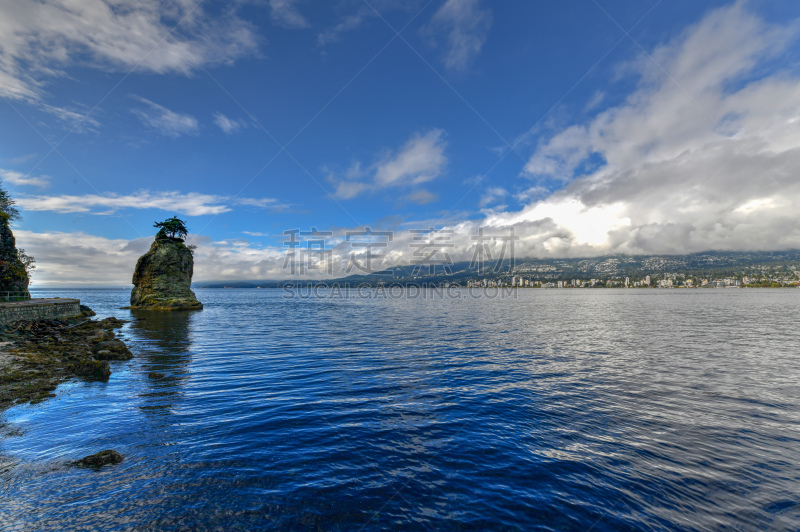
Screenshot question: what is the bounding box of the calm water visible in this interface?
[1,288,799,530]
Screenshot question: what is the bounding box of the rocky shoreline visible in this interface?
[0,308,133,412]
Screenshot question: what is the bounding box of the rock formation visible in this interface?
[129,236,203,310]
[76,449,124,468]
[0,212,30,299]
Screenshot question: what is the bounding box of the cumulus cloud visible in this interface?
[331,129,447,200]
[422,0,492,71]
[507,1,800,256]
[132,97,199,137]
[269,0,309,29]
[0,169,49,188]
[213,112,247,134]
[0,0,258,102]
[16,190,286,216]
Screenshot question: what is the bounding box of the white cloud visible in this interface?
[16,230,295,286]
[510,1,800,255]
[0,169,49,188]
[269,0,309,29]
[0,0,258,102]
[422,0,492,71]
[316,1,421,48]
[375,130,447,186]
[585,90,606,111]
[132,97,199,138]
[333,181,370,201]
[479,187,507,208]
[402,190,439,205]
[330,129,448,199]
[213,112,246,134]
[9,154,37,165]
[16,190,286,216]
[317,10,368,47]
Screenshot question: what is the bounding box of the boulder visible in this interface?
[129,237,202,311]
[71,359,111,380]
[91,340,133,360]
[0,212,29,298]
[76,450,124,468]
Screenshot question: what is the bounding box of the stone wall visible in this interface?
[0,299,82,326]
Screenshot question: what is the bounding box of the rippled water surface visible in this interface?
[2,288,800,530]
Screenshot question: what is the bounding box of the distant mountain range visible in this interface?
[196,250,800,288]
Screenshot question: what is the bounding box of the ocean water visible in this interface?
[1,287,799,531]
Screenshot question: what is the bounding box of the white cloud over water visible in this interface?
[16,230,291,287]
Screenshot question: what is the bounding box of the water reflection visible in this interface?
[129,310,194,417]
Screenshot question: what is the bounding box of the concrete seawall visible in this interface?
[0,299,82,326]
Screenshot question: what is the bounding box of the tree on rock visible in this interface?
[0,183,21,222]
[130,215,202,310]
[154,217,188,241]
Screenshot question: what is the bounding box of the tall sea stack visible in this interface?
[0,212,30,298]
[130,234,202,310]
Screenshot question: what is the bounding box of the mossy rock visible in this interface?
[71,359,111,381]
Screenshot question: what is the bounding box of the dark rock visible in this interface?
[148,372,166,380]
[71,359,111,380]
[80,305,96,317]
[99,317,125,328]
[76,450,124,468]
[129,238,202,311]
[0,212,30,297]
[87,329,115,343]
[91,340,133,360]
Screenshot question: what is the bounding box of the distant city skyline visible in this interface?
[1,1,800,285]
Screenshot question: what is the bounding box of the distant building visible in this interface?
[645,275,651,286]
[625,277,630,287]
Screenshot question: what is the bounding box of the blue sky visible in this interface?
[1,0,800,285]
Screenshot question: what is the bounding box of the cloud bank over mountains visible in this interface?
[507,1,800,256]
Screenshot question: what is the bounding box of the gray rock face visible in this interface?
[130,237,202,311]
[0,213,29,298]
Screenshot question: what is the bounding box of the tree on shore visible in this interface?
[154,216,189,241]
[18,249,35,275]
[0,180,21,222]
[0,180,32,294]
